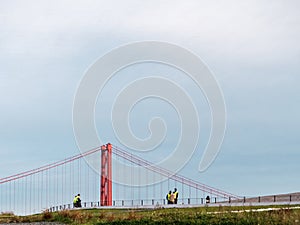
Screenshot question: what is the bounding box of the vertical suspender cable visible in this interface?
[33,173,35,212]
[40,170,43,211]
[61,163,64,206]
[46,169,48,210]
[77,159,80,196]
[65,161,67,206]
[160,168,163,204]
[138,160,140,204]
[181,177,184,204]
[78,159,81,193]
[30,174,32,214]
[189,180,191,202]
[9,181,11,212]
[87,160,89,203]
[13,180,15,213]
[196,184,198,204]
[153,170,155,203]
[122,154,125,205]
[34,172,36,212]
[4,182,6,212]
[131,153,133,205]
[115,153,118,205]
[56,166,59,207]
[72,158,74,198]
[145,165,148,204]
[34,173,36,213]
[24,176,27,215]
[69,161,72,205]
[92,163,95,206]
[37,172,39,212]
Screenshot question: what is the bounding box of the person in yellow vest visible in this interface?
[166,191,173,204]
[170,192,175,204]
[73,194,82,208]
[173,188,178,204]
[73,195,77,207]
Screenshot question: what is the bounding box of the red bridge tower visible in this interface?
[100,143,112,206]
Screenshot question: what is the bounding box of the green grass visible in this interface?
[1,205,300,224]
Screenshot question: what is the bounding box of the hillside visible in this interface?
[1,204,300,225]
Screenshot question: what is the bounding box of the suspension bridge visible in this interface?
[0,143,239,215]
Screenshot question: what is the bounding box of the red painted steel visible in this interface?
[0,143,239,206]
[100,143,112,206]
[0,147,101,184]
[107,143,112,206]
[113,145,240,199]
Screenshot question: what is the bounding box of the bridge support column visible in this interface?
[100,143,112,206]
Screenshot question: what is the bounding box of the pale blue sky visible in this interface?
[0,0,299,197]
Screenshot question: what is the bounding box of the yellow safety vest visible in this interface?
[167,194,171,200]
[174,191,178,199]
[73,196,79,203]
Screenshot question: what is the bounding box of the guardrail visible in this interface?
[49,197,225,212]
[49,194,300,212]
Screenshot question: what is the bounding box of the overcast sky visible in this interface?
[0,0,300,197]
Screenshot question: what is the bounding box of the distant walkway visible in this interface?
[207,205,300,214]
[61,200,300,212]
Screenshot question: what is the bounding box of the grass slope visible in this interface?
[1,205,300,225]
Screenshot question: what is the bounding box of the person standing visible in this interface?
[173,188,178,204]
[76,194,82,207]
[73,195,78,207]
[206,195,210,204]
[170,192,175,204]
[73,194,82,208]
[166,191,173,204]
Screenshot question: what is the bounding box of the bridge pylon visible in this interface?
[100,143,112,206]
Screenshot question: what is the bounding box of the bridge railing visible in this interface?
[49,196,230,212]
[48,194,300,212]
